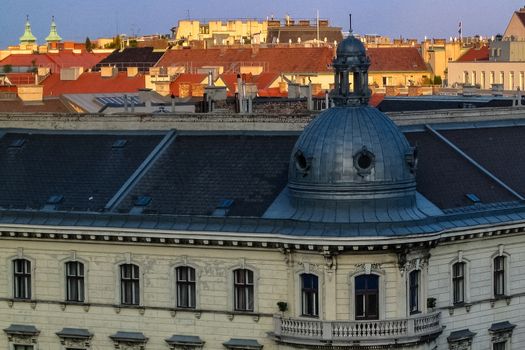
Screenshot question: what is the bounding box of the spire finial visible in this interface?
[349,14,353,35]
[26,15,29,22]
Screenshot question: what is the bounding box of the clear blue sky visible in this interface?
[1,0,523,46]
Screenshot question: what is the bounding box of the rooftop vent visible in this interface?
[212,199,234,217]
[42,194,64,211]
[129,195,152,215]
[112,139,128,148]
[465,193,481,204]
[9,139,26,148]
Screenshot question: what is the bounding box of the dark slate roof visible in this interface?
[110,331,148,343]
[165,335,204,346]
[95,47,164,72]
[405,130,516,209]
[489,321,516,333]
[56,328,92,339]
[440,126,525,199]
[223,338,263,349]
[447,329,476,342]
[118,134,297,217]
[3,324,39,335]
[377,96,513,112]
[0,132,163,212]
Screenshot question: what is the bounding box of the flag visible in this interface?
[458,21,462,36]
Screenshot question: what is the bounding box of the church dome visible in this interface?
[288,106,417,201]
[336,35,366,58]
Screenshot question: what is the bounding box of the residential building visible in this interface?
[504,7,525,39]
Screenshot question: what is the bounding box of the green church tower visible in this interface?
[19,15,37,46]
[45,16,62,43]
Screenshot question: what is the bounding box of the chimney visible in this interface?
[138,88,153,108]
[127,67,139,77]
[60,67,83,81]
[101,66,118,78]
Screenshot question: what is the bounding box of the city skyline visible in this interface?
[1,0,524,46]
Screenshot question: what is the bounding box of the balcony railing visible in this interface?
[270,312,442,347]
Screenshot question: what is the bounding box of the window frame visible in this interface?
[13,259,32,300]
[120,263,140,306]
[354,274,380,320]
[300,273,319,318]
[408,269,421,314]
[233,268,254,312]
[65,261,85,303]
[175,265,196,309]
[452,261,466,305]
[493,255,506,297]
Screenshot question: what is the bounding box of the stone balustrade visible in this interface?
[271,312,442,347]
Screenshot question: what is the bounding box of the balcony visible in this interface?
[270,312,442,347]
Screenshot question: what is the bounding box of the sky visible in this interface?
[1,0,524,47]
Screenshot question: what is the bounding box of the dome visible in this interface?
[288,106,417,202]
[336,35,366,58]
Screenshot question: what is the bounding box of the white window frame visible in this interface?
[114,259,144,307]
[59,254,89,304]
[491,247,511,299]
[348,267,386,320]
[227,263,259,313]
[174,264,198,309]
[7,253,36,301]
[449,255,470,306]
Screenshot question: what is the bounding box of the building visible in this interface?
[420,39,468,82]
[504,7,525,39]
[1,32,525,350]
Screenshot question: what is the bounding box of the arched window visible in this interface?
[452,262,465,304]
[233,269,254,311]
[13,259,31,300]
[301,273,319,317]
[176,266,196,308]
[355,274,379,320]
[494,256,506,297]
[65,261,85,302]
[120,264,140,305]
[409,270,420,314]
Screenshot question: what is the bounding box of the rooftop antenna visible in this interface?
[349,14,353,36]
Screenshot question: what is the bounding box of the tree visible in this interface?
[85,37,93,52]
[433,76,442,85]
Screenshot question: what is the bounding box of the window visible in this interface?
[13,259,31,300]
[176,266,196,308]
[14,346,33,350]
[120,264,140,305]
[355,275,379,320]
[452,262,465,304]
[493,341,506,350]
[233,269,254,311]
[66,261,85,302]
[409,270,420,314]
[301,274,319,317]
[494,256,506,297]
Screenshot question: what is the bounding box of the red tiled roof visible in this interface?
[517,12,525,27]
[257,87,287,97]
[169,73,207,96]
[367,47,429,72]
[47,51,110,70]
[0,54,55,69]
[369,93,385,107]
[157,47,334,73]
[456,46,489,62]
[219,72,280,95]
[0,52,109,73]
[42,71,145,97]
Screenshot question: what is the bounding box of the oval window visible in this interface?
[353,147,375,176]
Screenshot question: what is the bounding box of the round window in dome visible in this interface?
[353,147,375,176]
[294,150,311,176]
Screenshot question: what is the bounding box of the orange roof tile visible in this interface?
[218,72,280,95]
[369,93,385,107]
[0,52,109,73]
[42,71,145,97]
[367,47,429,72]
[456,46,489,62]
[157,47,334,73]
